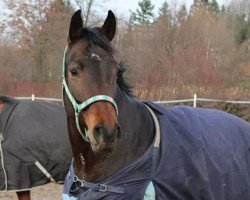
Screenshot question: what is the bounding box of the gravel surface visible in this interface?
[0,183,63,200]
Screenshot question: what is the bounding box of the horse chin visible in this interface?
[90,140,117,154]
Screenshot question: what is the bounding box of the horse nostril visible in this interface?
[93,123,121,142]
[93,123,104,134]
[115,123,122,139]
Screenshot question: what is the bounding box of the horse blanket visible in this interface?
[0,96,72,191]
[63,102,250,200]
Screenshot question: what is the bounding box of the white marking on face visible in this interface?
[91,53,101,61]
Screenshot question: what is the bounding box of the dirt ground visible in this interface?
[0,183,63,200]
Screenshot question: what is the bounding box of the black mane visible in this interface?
[79,27,133,97]
[117,61,133,97]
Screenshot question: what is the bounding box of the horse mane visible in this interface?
[78,27,133,97]
[117,61,134,97]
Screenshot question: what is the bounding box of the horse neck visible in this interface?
[70,88,155,181]
[115,88,155,157]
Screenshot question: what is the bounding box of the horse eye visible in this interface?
[69,68,79,77]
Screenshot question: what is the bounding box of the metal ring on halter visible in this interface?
[73,175,79,182]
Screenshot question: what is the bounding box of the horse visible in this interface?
[62,10,250,200]
[0,96,72,200]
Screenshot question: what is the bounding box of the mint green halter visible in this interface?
[62,46,118,141]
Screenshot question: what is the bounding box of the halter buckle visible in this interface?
[98,184,108,192]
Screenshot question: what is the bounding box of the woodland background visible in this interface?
[0,0,249,120]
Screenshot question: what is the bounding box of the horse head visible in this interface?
[63,10,122,154]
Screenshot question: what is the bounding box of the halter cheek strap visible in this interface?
[62,46,118,142]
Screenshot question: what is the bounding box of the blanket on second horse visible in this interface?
[0,96,72,191]
[63,102,250,200]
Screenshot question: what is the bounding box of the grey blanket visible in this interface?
[0,96,72,191]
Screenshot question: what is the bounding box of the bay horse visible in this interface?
[62,10,250,199]
[0,96,72,200]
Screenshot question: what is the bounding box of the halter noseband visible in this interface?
[62,46,118,141]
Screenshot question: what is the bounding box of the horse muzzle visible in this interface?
[89,122,121,153]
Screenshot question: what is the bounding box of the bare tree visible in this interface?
[74,0,94,25]
[72,0,111,26]
[29,0,72,83]
[2,0,52,48]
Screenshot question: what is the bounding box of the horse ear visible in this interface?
[68,10,83,43]
[101,10,116,41]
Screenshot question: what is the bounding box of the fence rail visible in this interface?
[15,94,62,102]
[15,94,250,107]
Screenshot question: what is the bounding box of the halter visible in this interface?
[62,46,118,141]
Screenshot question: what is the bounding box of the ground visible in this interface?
[0,183,63,200]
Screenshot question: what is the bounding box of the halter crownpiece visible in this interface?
[62,46,118,141]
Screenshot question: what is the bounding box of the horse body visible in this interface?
[62,10,250,200]
[0,96,72,200]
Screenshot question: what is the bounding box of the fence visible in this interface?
[15,94,62,102]
[155,94,250,107]
[15,94,250,107]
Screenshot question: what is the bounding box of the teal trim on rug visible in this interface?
[63,193,78,200]
[144,181,156,200]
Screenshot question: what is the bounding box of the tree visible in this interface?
[221,4,226,13]
[209,0,219,13]
[130,0,155,25]
[191,0,210,14]
[73,0,94,25]
[158,1,169,18]
[177,4,188,23]
[72,0,111,26]
[2,0,51,48]
[1,0,73,83]
[234,15,250,44]
[30,0,73,83]
[227,0,250,45]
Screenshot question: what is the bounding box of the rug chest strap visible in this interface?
[73,175,124,194]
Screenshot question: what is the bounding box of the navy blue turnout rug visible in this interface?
[0,96,72,191]
[64,102,250,200]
